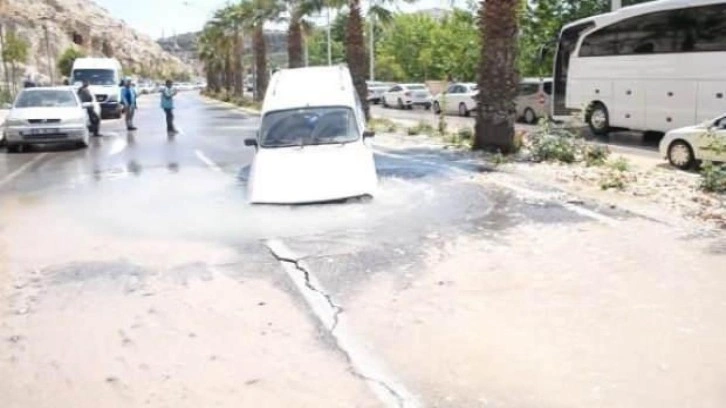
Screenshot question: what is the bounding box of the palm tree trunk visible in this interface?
[345,0,369,120]
[473,0,519,153]
[254,26,267,102]
[233,27,244,96]
[224,48,234,93]
[287,13,304,69]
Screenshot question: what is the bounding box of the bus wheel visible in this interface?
[587,102,610,136]
[667,140,695,170]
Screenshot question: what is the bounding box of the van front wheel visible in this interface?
[586,102,610,136]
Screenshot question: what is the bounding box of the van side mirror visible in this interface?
[363,130,375,138]
[244,138,258,147]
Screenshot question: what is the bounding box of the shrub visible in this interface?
[527,119,581,163]
[584,145,610,166]
[608,156,631,172]
[600,170,628,190]
[457,127,474,140]
[700,162,726,193]
[369,118,398,133]
[407,121,434,136]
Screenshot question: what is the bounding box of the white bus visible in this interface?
[552,0,726,135]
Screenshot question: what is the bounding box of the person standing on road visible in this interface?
[161,79,178,134]
[121,79,138,131]
[77,80,101,137]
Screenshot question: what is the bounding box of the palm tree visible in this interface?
[216,4,246,96]
[198,22,226,93]
[345,0,369,119]
[238,0,284,101]
[473,0,519,153]
[287,0,324,68]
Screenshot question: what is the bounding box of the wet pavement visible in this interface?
[1,92,725,407]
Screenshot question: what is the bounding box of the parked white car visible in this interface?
[659,114,726,169]
[366,81,394,104]
[516,77,553,124]
[3,87,92,153]
[433,82,477,117]
[382,84,432,110]
[244,65,378,204]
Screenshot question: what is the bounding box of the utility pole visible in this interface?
[611,0,622,11]
[42,24,54,85]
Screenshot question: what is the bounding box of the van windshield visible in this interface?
[72,69,117,86]
[260,107,359,148]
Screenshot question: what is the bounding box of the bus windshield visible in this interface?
[72,69,117,86]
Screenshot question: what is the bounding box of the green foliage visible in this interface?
[2,31,28,66]
[700,162,726,193]
[407,121,434,136]
[699,129,726,193]
[369,118,398,133]
[527,120,581,163]
[608,156,631,172]
[57,47,86,77]
[376,10,479,81]
[583,144,610,166]
[599,157,632,190]
[457,127,474,141]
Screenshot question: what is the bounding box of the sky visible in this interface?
[94,0,466,40]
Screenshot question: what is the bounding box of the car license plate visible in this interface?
[24,128,60,136]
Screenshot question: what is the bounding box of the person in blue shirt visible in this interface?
[161,79,178,134]
[121,79,138,131]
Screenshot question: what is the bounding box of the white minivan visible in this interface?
[245,65,378,204]
[71,58,123,119]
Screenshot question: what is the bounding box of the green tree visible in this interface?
[473,0,519,153]
[57,47,86,79]
[286,0,324,68]
[238,0,285,101]
[2,31,28,94]
[346,0,369,118]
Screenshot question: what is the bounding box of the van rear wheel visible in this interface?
[586,102,610,136]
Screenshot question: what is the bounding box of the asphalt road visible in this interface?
[370,104,662,159]
[1,92,725,407]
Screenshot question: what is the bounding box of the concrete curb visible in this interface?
[200,95,261,116]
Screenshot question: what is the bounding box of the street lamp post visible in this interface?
[40,19,55,85]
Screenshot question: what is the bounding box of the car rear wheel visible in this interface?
[433,101,441,114]
[667,140,695,170]
[524,108,537,124]
[586,102,610,136]
[459,103,469,117]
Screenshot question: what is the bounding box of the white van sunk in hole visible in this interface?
[245,65,378,204]
[71,58,123,119]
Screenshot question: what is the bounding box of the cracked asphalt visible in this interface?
[1,91,725,408]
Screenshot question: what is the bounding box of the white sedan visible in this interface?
[659,114,726,169]
[432,82,477,117]
[381,84,432,110]
[3,87,93,153]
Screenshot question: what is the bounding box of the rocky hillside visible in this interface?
[0,0,189,83]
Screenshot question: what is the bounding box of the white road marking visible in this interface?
[266,239,421,408]
[194,149,222,172]
[0,153,49,189]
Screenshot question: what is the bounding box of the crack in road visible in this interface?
[266,243,413,408]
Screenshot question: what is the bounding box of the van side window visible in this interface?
[518,83,538,96]
[542,81,553,95]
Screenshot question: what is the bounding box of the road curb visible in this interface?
[200,95,261,116]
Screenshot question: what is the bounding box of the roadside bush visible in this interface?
[369,118,398,133]
[407,121,434,136]
[608,156,631,172]
[527,119,581,163]
[584,145,610,166]
[700,162,726,193]
[457,127,474,140]
[599,157,632,191]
